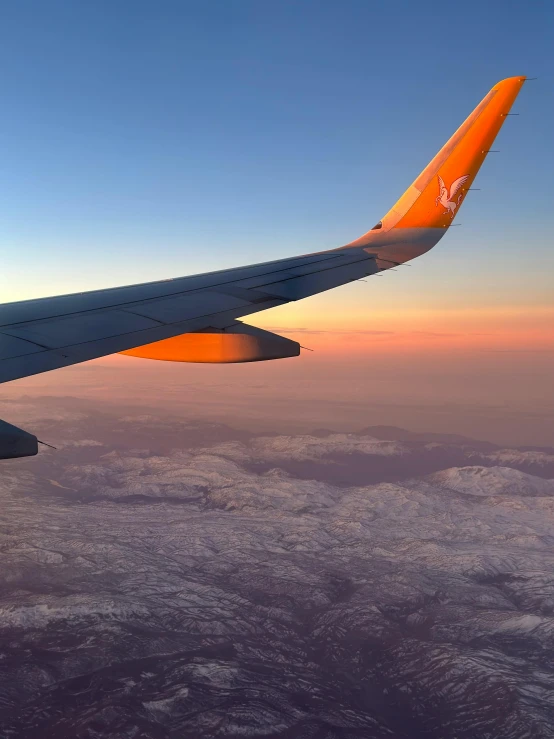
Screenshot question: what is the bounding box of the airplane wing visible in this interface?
[0,246,377,384]
[0,76,527,455]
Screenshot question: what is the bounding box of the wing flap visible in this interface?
[250,259,374,300]
[234,250,371,289]
[122,291,249,324]
[2,310,161,349]
[0,333,46,358]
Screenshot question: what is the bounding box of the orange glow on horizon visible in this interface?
[249,305,554,356]
[87,304,554,369]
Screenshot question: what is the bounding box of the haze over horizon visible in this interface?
[2,343,552,448]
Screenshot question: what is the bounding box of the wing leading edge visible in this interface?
[0,76,526,387]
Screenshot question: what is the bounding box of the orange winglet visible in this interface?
[349,76,526,246]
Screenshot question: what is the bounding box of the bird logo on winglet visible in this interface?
[435,174,470,217]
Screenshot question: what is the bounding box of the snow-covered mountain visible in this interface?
[1,402,554,738]
[425,465,554,497]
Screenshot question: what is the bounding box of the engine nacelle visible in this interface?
[120,323,300,364]
[0,419,38,459]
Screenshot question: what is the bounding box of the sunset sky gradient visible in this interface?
[0,0,552,445]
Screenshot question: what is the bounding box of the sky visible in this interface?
[0,0,553,445]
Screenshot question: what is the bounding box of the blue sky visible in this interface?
[0,0,552,309]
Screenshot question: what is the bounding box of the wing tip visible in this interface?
[493,76,527,90]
